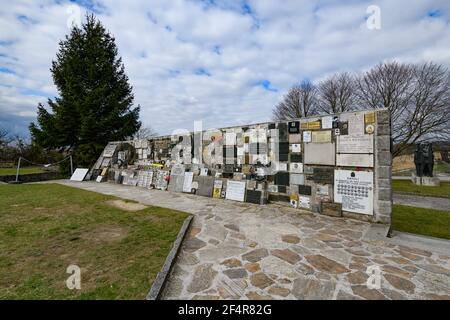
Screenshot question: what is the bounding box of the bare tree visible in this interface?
[133,126,158,140]
[357,61,450,156]
[0,128,12,147]
[273,80,319,120]
[317,72,357,114]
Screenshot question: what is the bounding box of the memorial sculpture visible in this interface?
[90,109,392,224]
[412,142,440,186]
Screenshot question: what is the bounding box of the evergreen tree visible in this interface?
[30,14,141,167]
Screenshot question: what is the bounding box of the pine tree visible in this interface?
[30,14,141,167]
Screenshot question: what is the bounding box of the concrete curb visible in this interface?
[146,214,193,300]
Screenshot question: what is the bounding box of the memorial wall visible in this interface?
[91,109,392,224]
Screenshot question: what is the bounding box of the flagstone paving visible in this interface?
[52,181,450,300]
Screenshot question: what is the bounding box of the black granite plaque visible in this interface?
[298,185,312,195]
[278,123,288,142]
[310,167,334,184]
[288,121,300,133]
[246,190,261,204]
[290,154,302,162]
[274,172,289,186]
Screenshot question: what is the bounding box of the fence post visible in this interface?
[15,157,21,183]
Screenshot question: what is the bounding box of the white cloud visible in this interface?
[0,0,450,137]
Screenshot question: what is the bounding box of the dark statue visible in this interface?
[414,143,434,177]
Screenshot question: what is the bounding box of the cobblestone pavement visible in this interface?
[54,181,450,300]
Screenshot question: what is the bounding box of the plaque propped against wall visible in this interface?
[334,170,373,215]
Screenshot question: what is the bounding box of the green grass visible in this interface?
[393,204,450,240]
[0,184,189,299]
[0,167,46,176]
[393,180,450,199]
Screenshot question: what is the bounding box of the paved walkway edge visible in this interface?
[146,215,193,300]
[389,230,450,256]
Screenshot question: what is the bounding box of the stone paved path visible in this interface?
[54,181,450,300]
[394,194,450,211]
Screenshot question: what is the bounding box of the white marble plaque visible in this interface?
[322,116,333,129]
[103,144,117,157]
[290,162,303,173]
[347,113,365,135]
[304,142,335,165]
[182,172,194,193]
[336,154,374,167]
[291,144,301,153]
[303,131,312,143]
[225,180,246,202]
[299,196,311,209]
[337,134,373,154]
[334,170,373,215]
[70,168,89,181]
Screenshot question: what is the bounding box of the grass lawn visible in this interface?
[393,180,450,199]
[393,161,450,176]
[0,183,189,299]
[393,204,450,240]
[0,167,46,176]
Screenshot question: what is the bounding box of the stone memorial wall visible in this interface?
[91,109,392,224]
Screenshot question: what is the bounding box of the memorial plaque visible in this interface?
[312,130,332,143]
[290,153,302,162]
[213,179,223,198]
[308,121,321,130]
[299,196,311,209]
[70,168,89,181]
[274,172,289,186]
[290,162,303,173]
[183,172,194,192]
[322,116,333,129]
[154,170,169,190]
[364,112,375,124]
[291,144,301,153]
[334,170,373,215]
[246,189,261,204]
[103,144,118,157]
[347,113,365,135]
[289,134,301,143]
[226,180,246,202]
[278,123,288,142]
[168,165,185,192]
[290,173,305,185]
[337,134,373,154]
[336,154,374,167]
[195,176,215,197]
[298,185,312,195]
[309,167,334,184]
[288,121,300,133]
[304,142,335,165]
[303,131,312,143]
[268,185,278,193]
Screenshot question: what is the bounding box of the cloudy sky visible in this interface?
[1,0,449,138]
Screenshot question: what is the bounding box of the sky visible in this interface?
[1,0,450,138]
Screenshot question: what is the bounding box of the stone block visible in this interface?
[320,202,343,217]
[377,188,391,201]
[376,110,390,124]
[376,124,390,136]
[376,166,391,180]
[377,179,391,189]
[376,151,392,166]
[375,136,391,151]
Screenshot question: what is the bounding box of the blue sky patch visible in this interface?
[256,80,277,92]
[194,68,211,76]
[0,67,15,74]
[427,9,442,18]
